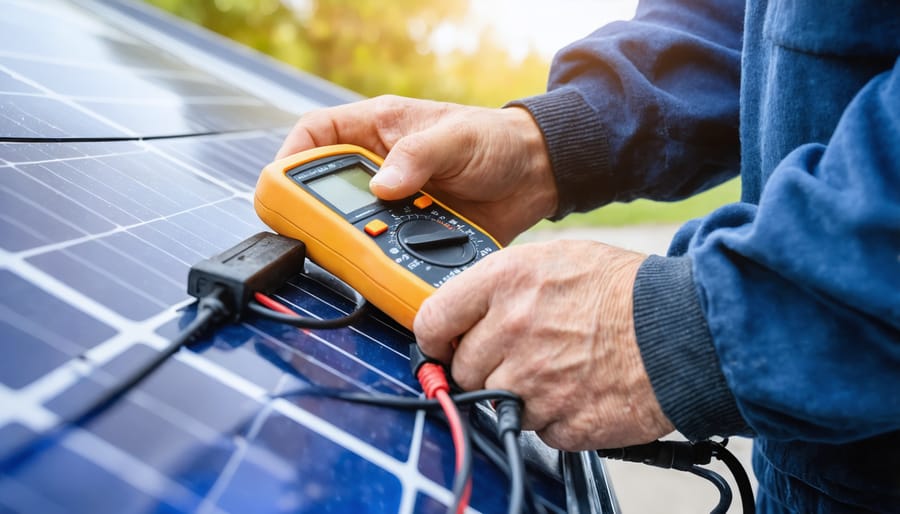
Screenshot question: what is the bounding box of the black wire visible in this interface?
[0,288,230,471]
[503,430,525,514]
[249,263,369,329]
[247,298,367,329]
[687,466,733,514]
[712,442,756,514]
[467,410,548,514]
[274,388,521,410]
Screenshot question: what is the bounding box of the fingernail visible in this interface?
[371,165,403,190]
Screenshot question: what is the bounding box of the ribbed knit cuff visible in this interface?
[506,87,612,220]
[633,255,751,440]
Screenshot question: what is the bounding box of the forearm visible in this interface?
[635,60,900,442]
[511,0,745,218]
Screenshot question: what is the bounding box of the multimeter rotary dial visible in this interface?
[397,219,476,267]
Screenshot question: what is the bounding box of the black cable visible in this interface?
[248,262,369,329]
[0,287,230,471]
[598,438,756,514]
[274,388,521,410]
[688,466,732,514]
[468,409,548,514]
[496,399,525,514]
[247,297,367,328]
[502,429,525,514]
[711,441,756,514]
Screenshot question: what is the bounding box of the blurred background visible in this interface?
[143,0,740,233]
[140,2,754,511]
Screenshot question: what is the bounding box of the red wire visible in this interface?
[256,293,471,511]
[419,363,472,514]
[254,292,297,315]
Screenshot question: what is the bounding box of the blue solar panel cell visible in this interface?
[0,0,612,511]
[0,96,127,139]
[3,164,117,234]
[0,321,71,390]
[155,134,284,190]
[0,444,183,514]
[214,411,403,514]
[0,69,39,94]
[28,242,182,321]
[0,271,116,388]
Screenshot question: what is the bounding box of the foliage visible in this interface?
[146,0,739,226]
[145,0,549,106]
[541,178,741,228]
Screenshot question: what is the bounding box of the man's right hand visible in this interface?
[277,95,558,244]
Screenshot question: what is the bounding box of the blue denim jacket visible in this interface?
[515,0,900,511]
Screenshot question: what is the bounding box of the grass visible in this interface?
[535,177,741,228]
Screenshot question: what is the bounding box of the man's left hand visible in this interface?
[414,240,674,450]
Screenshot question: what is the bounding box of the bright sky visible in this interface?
[433,0,638,60]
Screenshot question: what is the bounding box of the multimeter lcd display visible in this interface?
[306,166,378,214]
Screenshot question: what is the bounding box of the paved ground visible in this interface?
[515,225,757,513]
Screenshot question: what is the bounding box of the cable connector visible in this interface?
[187,232,306,320]
[597,439,715,471]
[495,399,522,438]
[409,344,443,378]
[417,363,450,399]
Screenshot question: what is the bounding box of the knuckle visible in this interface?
[450,358,481,391]
[537,424,580,452]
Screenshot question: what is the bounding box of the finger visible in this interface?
[448,316,506,391]
[276,98,394,159]
[370,117,476,200]
[413,257,497,362]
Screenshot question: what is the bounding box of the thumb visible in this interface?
[370,122,473,200]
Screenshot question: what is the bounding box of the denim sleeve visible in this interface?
[670,59,900,442]
[510,0,744,218]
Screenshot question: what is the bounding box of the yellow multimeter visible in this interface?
[254,144,502,330]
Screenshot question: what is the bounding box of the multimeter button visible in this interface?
[364,219,389,237]
[413,195,433,209]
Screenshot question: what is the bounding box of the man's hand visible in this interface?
[414,240,674,450]
[278,95,557,244]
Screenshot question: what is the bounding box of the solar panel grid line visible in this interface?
[241,324,382,394]
[81,0,338,115]
[55,429,222,513]
[146,141,261,195]
[271,286,413,365]
[171,345,475,513]
[173,352,427,510]
[0,314,185,425]
[10,194,243,262]
[193,399,274,514]
[0,385,56,429]
[0,60,262,106]
[263,398,434,510]
[0,63,136,139]
[0,49,216,82]
[394,409,429,514]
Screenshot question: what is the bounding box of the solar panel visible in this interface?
[0,1,615,512]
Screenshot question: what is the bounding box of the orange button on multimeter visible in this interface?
[413,195,433,210]
[254,144,502,330]
[364,219,388,237]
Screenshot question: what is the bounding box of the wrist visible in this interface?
[502,106,559,221]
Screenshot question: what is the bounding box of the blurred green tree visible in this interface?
[145,0,550,106]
